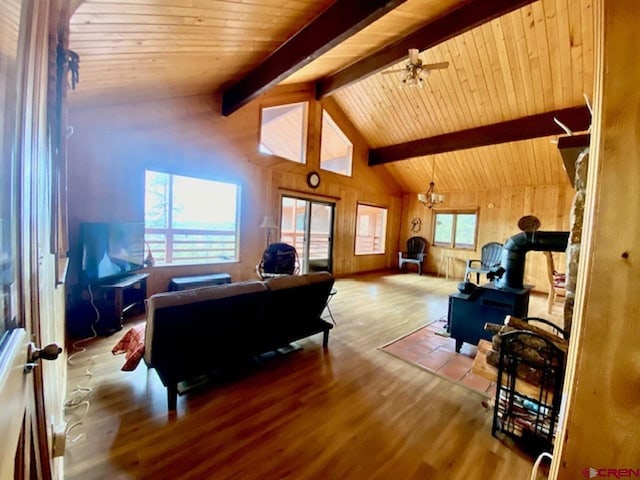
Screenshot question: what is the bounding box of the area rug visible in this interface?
[380,318,495,397]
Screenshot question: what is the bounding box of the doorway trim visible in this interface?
[279,194,336,274]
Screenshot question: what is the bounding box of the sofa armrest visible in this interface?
[260,272,335,349]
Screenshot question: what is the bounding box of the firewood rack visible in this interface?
[491,322,567,454]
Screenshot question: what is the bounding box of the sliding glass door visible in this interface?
[280,196,334,274]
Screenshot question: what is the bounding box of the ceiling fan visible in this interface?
[382,48,449,87]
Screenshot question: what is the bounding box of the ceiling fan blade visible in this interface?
[422,61,449,70]
[408,48,420,64]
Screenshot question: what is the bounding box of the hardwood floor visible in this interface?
[64,272,559,480]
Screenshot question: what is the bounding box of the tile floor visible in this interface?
[381,319,496,396]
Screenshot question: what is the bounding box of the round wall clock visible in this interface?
[307,171,321,189]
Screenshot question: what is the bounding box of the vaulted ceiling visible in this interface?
[68,0,594,193]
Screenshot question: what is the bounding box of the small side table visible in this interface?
[438,255,456,280]
[95,273,149,334]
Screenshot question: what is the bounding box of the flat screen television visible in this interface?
[79,222,145,284]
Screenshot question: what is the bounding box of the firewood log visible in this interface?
[486,318,568,354]
[491,330,554,354]
[505,316,569,353]
[485,323,551,354]
[485,345,558,387]
[486,348,500,368]
[484,318,566,387]
[484,322,509,334]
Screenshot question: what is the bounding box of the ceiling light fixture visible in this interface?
[402,60,425,87]
[417,160,445,208]
[382,49,449,88]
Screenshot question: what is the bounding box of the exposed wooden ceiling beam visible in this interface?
[317,0,538,98]
[221,0,408,117]
[368,106,592,166]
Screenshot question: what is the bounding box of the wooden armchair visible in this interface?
[544,251,566,314]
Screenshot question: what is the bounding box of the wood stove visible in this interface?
[448,283,532,352]
[447,230,569,351]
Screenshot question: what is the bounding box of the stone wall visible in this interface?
[564,147,589,335]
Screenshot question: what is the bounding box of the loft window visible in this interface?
[433,210,478,249]
[259,102,308,164]
[320,110,352,176]
[355,204,387,255]
[144,170,240,264]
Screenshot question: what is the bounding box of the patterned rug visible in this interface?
[380,319,495,397]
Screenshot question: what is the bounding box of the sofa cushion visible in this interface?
[144,281,269,375]
[261,272,334,349]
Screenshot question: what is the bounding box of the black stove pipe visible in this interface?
[496,231,569,290]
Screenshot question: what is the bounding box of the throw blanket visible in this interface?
[111,324,146,371]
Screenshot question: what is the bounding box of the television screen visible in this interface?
[80,222,145,284]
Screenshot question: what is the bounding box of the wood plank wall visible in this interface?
[398,183,574,292]
[551,0,640,476]
[66,84,403,296]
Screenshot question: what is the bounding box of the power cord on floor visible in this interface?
[65,401,90,444]
[64,283,100,446]
[530,452,553,480]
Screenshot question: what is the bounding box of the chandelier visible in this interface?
[417,160,445,208]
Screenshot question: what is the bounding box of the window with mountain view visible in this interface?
[144,170,240,264]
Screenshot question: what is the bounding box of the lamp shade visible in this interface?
[259,216,278,229]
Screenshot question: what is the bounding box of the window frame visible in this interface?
[319,109,353,177]
[432,208,479,250]
[144,170,241,265]
[354,203,388,256]
[258,101,309,164]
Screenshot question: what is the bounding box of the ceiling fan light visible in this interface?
[388,50,449,88]
[403,72,422,87]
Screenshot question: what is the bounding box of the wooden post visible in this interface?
[550,0,640,477]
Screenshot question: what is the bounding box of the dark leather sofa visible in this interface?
[143,272,334,410]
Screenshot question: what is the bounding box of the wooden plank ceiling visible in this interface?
[68,0,594,192]
[69,0,336,103]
